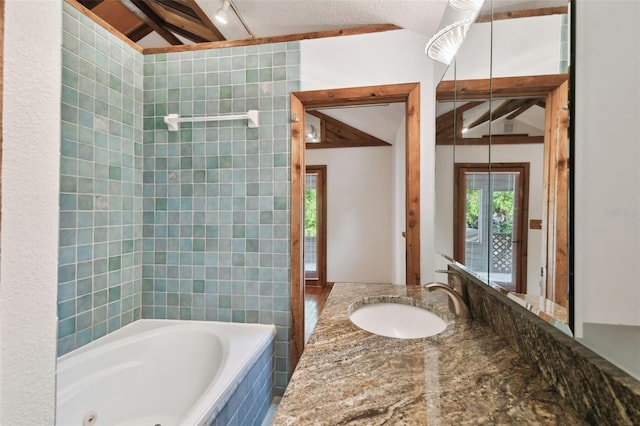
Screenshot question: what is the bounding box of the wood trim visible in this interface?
[476,6,568,23]
[543,80,570,307]
[143,24,401,54]
[65,0,144,52]
[305,165,327,288]
[290,94,305,372]
[453,162,530,293]
[405,84,421,286]
[437,135,544,146]
[436,74,569,101]
[290,82,421,372]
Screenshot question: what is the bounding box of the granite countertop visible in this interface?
[272,283,587,425]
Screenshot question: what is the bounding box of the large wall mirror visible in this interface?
[433,0,572,332]
[435,0,640,381]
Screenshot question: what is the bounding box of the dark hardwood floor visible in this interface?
[304,283,333,343]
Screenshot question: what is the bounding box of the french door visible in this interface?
[304,165,327,287]
[454,163,529,293]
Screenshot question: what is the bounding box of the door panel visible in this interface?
[455,163,529,293]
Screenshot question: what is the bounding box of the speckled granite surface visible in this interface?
[272,283,586,425]
[452,265,640,425]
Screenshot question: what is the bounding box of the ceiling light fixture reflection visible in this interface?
[448,0,485,11]
[425,17,474,65]
[214,0,231,25]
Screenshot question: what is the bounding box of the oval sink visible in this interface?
[349,298,447,339]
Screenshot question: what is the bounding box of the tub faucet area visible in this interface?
[424,282,472,319]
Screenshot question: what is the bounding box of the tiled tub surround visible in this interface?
[59,2,144,355]
[273,283,586,424]
[452,265,640,425]
[60,1,300,395]
[209,339,275,426]
[141,44,300,394]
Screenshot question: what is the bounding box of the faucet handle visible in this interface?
[424,282,471,319]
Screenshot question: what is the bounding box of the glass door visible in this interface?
[455,163,529,293]
[304,166,326,287]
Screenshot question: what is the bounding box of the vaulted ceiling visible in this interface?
[73,0,567,49]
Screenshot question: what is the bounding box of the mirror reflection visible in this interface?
[434,5,571,330]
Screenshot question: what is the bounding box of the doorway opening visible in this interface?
[454,162,530,293]
[290,83,421,371]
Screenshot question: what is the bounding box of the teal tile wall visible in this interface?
[142,44,299,395]
[58,2,144,355]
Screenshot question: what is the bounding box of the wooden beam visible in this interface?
[436,74,569,101]
[119,0,183,45]
[143,24,401,54]
[77,0,105,9]
[437,135,544,146]
[467,98,529,130]
[145,0,224,42]
[436,101,483,140]
[179,0,226,41]
[293,83,418,109]
[306,110,391,149]
[506,98,543,120]
[127,23,153,42]
[476,6,568,23]
[65,0,143,52]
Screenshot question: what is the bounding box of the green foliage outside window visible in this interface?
[492,191,514,234]
[465,189,514,234]
[466,189,480,229]
[305,189,317,236]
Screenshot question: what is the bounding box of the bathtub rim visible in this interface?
[56,319,277,426]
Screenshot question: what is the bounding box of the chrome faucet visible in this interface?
[423,282,472,319]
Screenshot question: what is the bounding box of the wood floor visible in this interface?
[304,284,333,343]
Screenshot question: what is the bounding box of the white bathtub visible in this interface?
[56,319,276,426]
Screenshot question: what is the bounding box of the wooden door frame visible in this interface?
[304,165,327,288]
[453,162,530,293]
[438,74,568,301]
[290,83,421,371]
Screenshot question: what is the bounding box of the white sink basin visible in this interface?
[349,298,447,339]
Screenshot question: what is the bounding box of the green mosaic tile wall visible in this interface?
[58,2,144,355]
[59,3,299,395]
[142,44,299,395]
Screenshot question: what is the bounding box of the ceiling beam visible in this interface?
[306,110,391,149]
[127,23,153,41]
[436,74,569,101]
[167,0,225,41]
[506,98,543,120]
[476,6,568,23]
[144,0,224,42]
[436,101,483,138]
[467,98,530,130]
[118,0,183,45]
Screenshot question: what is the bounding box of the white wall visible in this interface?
[1,1,62,424]
[301,29,437,284]
[306,147,394,283]
[435,144,544,294]
[444,14,564,80]
[574,1,640,331]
